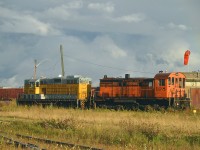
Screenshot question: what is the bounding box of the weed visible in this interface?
[0,103,200,149]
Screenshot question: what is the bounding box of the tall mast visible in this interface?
[34,59,37,80]
[60,44,65,78]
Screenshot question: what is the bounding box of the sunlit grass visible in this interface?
[0,100,200,149]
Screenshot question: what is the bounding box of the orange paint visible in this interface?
[184,50,191,65]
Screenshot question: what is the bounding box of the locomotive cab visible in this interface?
[154,72,185,99]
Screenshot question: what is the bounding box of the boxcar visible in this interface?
[0,87,23,100]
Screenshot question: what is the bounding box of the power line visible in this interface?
[63,54,155,74]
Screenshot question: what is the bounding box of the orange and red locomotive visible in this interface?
[93,72,187,109]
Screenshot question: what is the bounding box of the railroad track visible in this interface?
[0,131,103,150]
[0,134,41,150]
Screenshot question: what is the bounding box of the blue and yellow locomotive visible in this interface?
[17,75,92,108]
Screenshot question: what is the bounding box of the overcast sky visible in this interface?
[0,0,199,87]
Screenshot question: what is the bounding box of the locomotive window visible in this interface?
[179,78,182,88]
[74,80,77,84]
[172,77,174,85]
[41,80,47,84]
[67,80,74,84]
[149,82,153,87]
[54,79,61,83]
[36,82,39,87]
[183,78,185,88]
[168,77,171,85]
[159,79,165,86]
[30,82,35,88]
[175,78,178,84]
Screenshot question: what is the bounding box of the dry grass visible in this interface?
[0,100,200,149]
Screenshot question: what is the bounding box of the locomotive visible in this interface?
[17,71,189,109]
[92,72,188,109]
[17,75,92,108]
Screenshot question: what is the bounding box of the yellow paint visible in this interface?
[193,109,197,114]
[24,80,91,100]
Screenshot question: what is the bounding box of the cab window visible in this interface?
[172,77,174,85]
[36,82,39,87]
[175,78,178,84]
[179,78,182,88]
[149,81,153,87]
[168,77,171,85]
[159,79,165,86]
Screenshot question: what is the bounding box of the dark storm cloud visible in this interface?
[155,58,169,65]
[0,0,199,87]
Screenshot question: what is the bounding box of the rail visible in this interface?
[0,134,41,150]
[0,131,104,150]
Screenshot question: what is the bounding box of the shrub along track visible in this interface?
[0,131,103,150]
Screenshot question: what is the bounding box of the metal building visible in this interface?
[182,72,200,109]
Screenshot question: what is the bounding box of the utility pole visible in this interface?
[33,59,48,80]
[60,44,65,78]
[34,59,37,80]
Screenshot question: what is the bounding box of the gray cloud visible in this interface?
[0,6,60,36]
[112,13,145,23]
[0,0,199,87]
[88,2,114,13]
[167,22,188,31]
